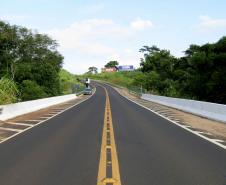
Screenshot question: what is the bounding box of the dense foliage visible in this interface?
[87,66,98,74]
[88,37,226,104]
[138,37,226,103]
[60,69,85,94]
[104,61,118,68]
[0,21,65,104]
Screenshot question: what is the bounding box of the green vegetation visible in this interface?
[0,77,19,104]
[60,69,85,94]
[104,61,118,68]
[0,21,81,105]
[20,80,47,101]
[1,19,225,105]
[138,37,226,103]
[84,71,144,94]
[0,20,63,102]
[87,36,226,104]
[87,66,98,74]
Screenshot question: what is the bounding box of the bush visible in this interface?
[59,69,85,94]
[0,77,19,105]
[20,80,47,101]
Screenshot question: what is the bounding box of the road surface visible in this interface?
[0,83,226,185]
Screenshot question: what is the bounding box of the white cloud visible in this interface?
[48,19,130,54]
[130,18,154,30]
[48,18,153,74]
[198,15,226,31]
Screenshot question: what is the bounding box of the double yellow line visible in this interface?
[97,86,122,185]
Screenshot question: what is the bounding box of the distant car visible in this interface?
[83,87,92,95]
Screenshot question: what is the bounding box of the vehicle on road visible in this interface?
[83,87,92,95]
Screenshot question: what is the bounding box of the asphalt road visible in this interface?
[0,83,226,185]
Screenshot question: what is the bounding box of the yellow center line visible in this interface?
[97,86,122,185]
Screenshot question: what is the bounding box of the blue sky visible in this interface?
[1,0,226,74]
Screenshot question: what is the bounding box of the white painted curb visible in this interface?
[141,94,226,123]
[0,94,77,121]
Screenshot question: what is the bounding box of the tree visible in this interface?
[182,37,226,103]
[88,66,98,74]
[104,61,118,68]
[139,45,160,57]
[138,37,226,103]
[0,20,64,102]
[0,21,19,79]
[139,45,178,95]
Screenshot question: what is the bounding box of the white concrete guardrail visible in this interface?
[0,94,77,121]
[141,94,226,123]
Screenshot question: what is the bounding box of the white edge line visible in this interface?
[0,88,96,144]
[104,83,226,150]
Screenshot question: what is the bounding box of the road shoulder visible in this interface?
[111,85,226,147]
[0,93,94,143]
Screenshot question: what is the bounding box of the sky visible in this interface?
[0,0,226,74]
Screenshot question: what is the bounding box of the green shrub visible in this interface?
[60,69,85,94]
[0,77,19,105]
[20,80,47,101]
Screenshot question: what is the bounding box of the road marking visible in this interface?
[49,111,62,113]
[195,131,205,134]
[0,88,96,144]
[52,108,64,110]
[97,87,121,185]
[26,120,43,122]
[202,132,213,136]
[182,125,192,128]
[211,139,225,143]
[0,127,22,132]
[105,83,226,150]
[6,122,33,127]
[45,113,56,115]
